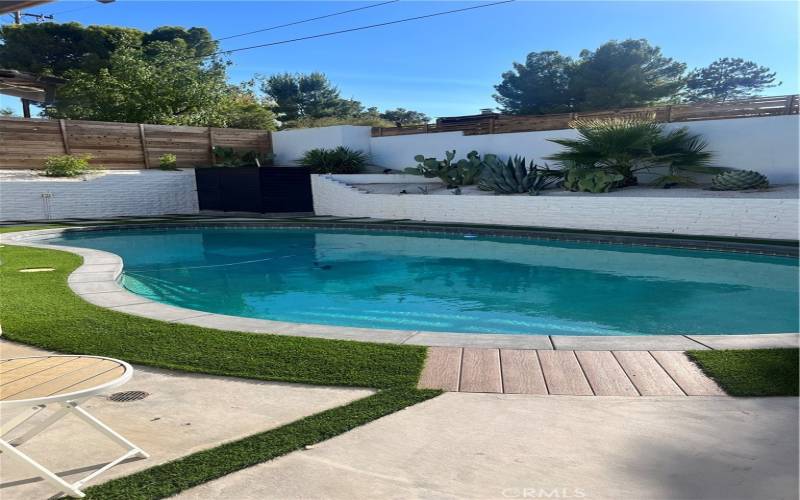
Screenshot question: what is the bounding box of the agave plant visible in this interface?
[709,170,769,191]
[478,156,562,195]
[546,115,663,186]
[405,150,485,187]
[298,146,367,174]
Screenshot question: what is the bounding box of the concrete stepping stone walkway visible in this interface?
[419,347,725,396]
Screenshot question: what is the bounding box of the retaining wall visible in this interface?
[312,175,798,240]
[0,169,199,221]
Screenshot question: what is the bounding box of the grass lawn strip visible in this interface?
[0,227,438,498]
[84,387,437,500]
[688,349,799,397]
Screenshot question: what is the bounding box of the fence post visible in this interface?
[786,95,797,114]
[58,119,71,155]
[138,124,150,169]
[666,105,673,122]
[488,117,495,134]
[208,127,214,164]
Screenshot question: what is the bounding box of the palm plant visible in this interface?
[546,114,664,186]
[649,127,722,187]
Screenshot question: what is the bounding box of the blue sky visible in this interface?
[3,1,798,118]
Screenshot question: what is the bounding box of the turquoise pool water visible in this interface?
[52,227,798,336]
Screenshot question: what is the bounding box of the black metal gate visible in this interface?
[195,167,313,213]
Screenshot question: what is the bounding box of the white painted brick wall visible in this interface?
[312,175,799,240]
[0,169,199,221]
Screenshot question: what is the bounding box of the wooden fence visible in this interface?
[372,94,800,137]
[0,117,273,170]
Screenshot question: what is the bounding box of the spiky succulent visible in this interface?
[478,156,562,195]
[709,170,769,191]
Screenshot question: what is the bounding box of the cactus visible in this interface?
[562,169,624,193]
[478,156,562,195]
[709,170,769,191]
[405,150,486,187]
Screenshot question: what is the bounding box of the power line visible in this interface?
[200,0,515,60]
[215,0,399,42]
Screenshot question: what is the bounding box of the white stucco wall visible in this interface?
[370,115,800,184]
[0,169,199,221]
[271,125,373,166]
[273,116,799,184]
[312,175,799,240]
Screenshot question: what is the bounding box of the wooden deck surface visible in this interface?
[0,356,125,401]
[419,348,725,396]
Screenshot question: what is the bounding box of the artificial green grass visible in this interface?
[0,229,439,498]
[0,244,426,389]
[84,387,437,499]
[688,349,799,397]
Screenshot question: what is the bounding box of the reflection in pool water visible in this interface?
[51,227,799,336]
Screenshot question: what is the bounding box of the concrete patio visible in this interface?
[0,341,373,499]
[177,391,799,500]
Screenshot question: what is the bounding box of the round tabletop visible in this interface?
[0,355,133,408]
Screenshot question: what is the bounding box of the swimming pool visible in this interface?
[52,227,799,336]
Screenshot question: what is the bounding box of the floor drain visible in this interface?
[19,268,55,273]
[108,391,149,402]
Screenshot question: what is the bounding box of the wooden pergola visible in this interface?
[0,1,54,14]
[0,70,65,117]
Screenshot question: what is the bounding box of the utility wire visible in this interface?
[215,0,399,42]
[198,0,515,60]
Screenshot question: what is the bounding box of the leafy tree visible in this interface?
[44,42,229,126]
[219,85,277,130]
[260,72,346,123]
[0,22,139,76]
[569,39,686,110]
[0,22,216,77]
[685,57,780,101]
[493,51,575,114]
[0,107,14,116]
[141,26,216,58]
[379,107,429,125]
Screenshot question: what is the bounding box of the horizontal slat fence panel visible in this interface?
[0,117,272,170]
[372,94,799,137]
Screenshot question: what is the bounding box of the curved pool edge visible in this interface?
[3,227,799,351]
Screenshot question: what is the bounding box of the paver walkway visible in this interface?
[418,347,725,396]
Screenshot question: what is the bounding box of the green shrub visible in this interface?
[298,146,367,174]
[212,146,274,167]
[158,153,178,170]
[42,154,92,177]
[562,168,623,193]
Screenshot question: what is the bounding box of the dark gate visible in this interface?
[195,167,313,213]
[259,167,313,213]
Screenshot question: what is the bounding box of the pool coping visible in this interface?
[3,226,798,351]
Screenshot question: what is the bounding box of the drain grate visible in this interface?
[108,391,149,402]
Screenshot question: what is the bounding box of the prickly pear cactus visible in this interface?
[709,170,769,191]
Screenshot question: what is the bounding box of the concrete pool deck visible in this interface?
[175,391,800,500]
[0,341,373,499]
[3,226,798,351]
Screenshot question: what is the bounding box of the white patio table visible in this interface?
[0,355,149,498]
